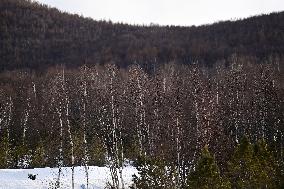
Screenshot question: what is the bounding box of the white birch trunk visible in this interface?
[7,97,12,142]
[56,101,63,188]
[176,115,181,189]
[192,86,200,171]
[136,75,146,156]
[22,97,30,146]
[62,69,75,189]
[110,71,120,189]
[82,66,89,189]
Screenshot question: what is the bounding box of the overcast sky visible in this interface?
[35,0,284,26]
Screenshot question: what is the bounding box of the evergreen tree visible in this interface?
[31,140,46,168]
[0,134,13,168]
[88,135,106,167]
[186,145,231,189]
[253,139,280,188]
[227,136,258,188]
[132,156,176,189]
[277,159,284,189]
[227,136,279,189]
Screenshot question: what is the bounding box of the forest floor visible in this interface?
[0,165,137,189]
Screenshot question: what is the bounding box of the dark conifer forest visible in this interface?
[0,0,284,188]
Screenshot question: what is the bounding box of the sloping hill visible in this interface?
[0,0,283,71]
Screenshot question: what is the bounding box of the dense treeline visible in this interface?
[0,56,283,187]
[0,0,284,71]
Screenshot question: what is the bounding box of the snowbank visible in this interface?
[0,166,137,189]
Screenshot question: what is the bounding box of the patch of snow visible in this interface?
[0,166,137,189]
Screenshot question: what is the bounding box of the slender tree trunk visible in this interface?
[62,69,75,189]
[82,69,89,189]
[22,97,30,146]
[136,76,146,156]
[4,97,13,168]
[118,127,125,189]
[110,73,121,189]
[7,97,12,144]
[56,101,64,188]
[176,116,181,189]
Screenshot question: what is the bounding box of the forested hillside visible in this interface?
[0,0,284,188]
[0,0,284,71]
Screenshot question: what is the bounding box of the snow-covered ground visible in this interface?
[0,166,137,189]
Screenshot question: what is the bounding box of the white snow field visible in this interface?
[0,166,137,189]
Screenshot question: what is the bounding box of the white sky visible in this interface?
[35,0,284,26]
